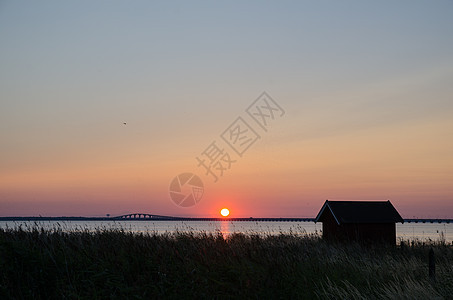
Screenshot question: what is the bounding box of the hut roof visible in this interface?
[315,200,404,225]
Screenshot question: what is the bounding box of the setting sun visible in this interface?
[220,208,230,217]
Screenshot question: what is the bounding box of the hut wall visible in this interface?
[342,223,396,244]
[321,208,341,240]
[321,208,396,244]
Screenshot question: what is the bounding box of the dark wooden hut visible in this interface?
[315,200,404,244]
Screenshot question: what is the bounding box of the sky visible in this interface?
[1,1,452,218]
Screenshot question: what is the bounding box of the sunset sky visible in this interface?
[1,1,452,218]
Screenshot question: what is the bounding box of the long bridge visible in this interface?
[112,213,315,222]
[112,214,453,223]
[0,214,452,223]
[404,219,453,224]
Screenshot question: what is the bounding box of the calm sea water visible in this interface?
[0,221,451,243]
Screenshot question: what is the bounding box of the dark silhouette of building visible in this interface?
[315,200,404,244]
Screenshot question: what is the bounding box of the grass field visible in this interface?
[1,227,452,299]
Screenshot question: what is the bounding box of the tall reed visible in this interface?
[0,227,452,299]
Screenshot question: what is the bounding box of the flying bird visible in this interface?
[123,122,127,125]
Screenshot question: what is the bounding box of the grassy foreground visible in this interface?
[1,227,452,299]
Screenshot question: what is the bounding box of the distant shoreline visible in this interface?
[0,216,452,223]
[0,216,315,222]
